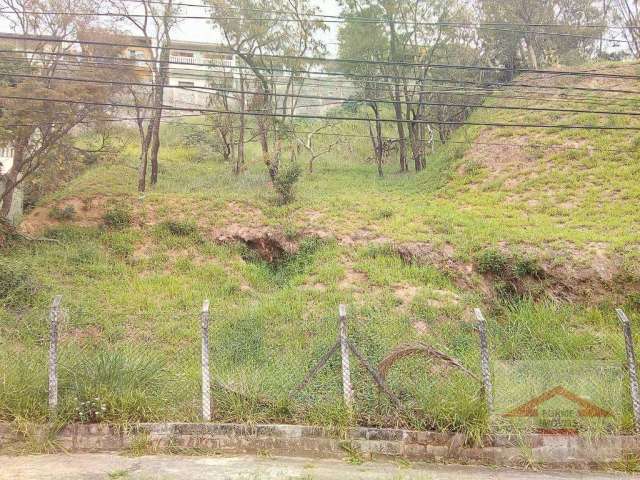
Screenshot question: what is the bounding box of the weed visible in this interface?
[339,441,364,465]
[476,248,509,275]
[0,261,39,307]
[108,470,130,479]
[159,220,198,237]
[614,453,640,473]
[73,397,108,423]
[61,349,167,423]
[374,208,394,220]
[256,448,272,458]
[513,257,544,279]
[103,206,132,229]
[127,433,152,456]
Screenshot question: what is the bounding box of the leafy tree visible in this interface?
[0,0,133,221]
[208,0,327,181]
[478,0,605,68]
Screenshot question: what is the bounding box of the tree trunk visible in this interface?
[0,140,25,220]
[150,11,172,186]
[368,103,384,178]
[137,115,152,193]
[235,74,245,175]
[388,17,407,172]
[525,38,539,69]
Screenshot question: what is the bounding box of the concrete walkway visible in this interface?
[0,454,634,480]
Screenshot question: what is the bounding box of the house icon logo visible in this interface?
[503,386,611,418]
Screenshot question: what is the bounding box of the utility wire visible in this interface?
[0,34,636,78]
[4,70,640,118]
[3,46,640,100]
[2,93,640,130]
[2,110,631,156]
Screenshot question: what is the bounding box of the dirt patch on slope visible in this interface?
[210,225,298,262]
[21,196,110,235]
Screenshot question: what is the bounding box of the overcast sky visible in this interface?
[171,0,342,53]
[0,1,343,53]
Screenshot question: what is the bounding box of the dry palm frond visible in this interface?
[378,342,480,382]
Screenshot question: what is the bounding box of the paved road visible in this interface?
[0,454,634,480]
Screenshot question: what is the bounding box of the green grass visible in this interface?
[2,65,640,437]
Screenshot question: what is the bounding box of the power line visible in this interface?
[4,43,640,103]
[0,33,635,78]
[2,110,631,156]
[5,70,640,118]
[7,57,636,112]
[2,93,640,130]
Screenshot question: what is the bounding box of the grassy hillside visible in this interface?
[2,63,640,438]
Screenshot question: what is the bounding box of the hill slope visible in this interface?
[2,63,640,436]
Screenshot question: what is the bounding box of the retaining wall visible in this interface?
[1,422,639,468]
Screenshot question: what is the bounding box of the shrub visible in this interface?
[103,206,132,229]
[160,220,198,237]
[48,205,76,221]
[514,257,544,279]
[0,261,40,307]
[272,162,302,204]
[476,248,509,275]
[374,208,394,220]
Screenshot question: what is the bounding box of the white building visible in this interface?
[164,40,235,108]
[0,145,13,175]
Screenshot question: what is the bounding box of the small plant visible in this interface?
[374,208,394,220]
[48,205,76,221]
[127,433,152,456]
[103,206,132,229]
[513,257,544,279]
[272,162,302,204]
[0,261,39,307]
[74,397,108,423]
[339,441,364,465]
[160,220,198,237]
[108,470,130,479]
[614,453,640,473]
[476,248,509,275]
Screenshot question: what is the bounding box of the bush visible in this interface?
[514,257,544,279]
[0,261,40,307]
[103,206,132,229]
[48,205,76,221]
[272,162,302,204]
[160,220,198,237]
[476,248,509,275]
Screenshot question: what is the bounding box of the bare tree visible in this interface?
[295,124,341,173]
[613,0,640,58]
[109,0,180,191]
[208,0,326,181]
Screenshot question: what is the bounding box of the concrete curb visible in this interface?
[2,422,639,468]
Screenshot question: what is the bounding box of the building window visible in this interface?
[174,51,194,58]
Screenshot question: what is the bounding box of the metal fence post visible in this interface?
[48,295,62,417]
[201,299,211,422]
[474,308,494,415]
[616,308,640,433]
[339,304,353,409]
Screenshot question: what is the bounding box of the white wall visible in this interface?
[0,145,13,175]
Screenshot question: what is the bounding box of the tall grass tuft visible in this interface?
[60,348,167,423]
